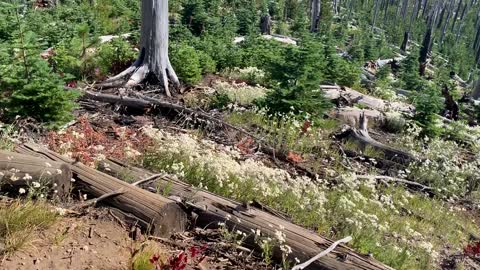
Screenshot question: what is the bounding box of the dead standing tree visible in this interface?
[310,0,321,32]
[98,0,179,97]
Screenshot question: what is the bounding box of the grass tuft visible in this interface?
[0,201,57,255]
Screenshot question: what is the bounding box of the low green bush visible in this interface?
[409,83,444,138]
[170,44,203,85]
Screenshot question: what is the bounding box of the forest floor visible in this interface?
[0,204,272,270]
[2,78,480,269]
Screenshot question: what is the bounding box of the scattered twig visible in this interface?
[72,188,125,210]
[109,208,127,230]
[132,174,163,186]
[148,235,188,249]
[357,175,434,192]
[291,236,353,270]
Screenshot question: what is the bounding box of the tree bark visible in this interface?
[16,143,187,237]
[98,0,179,97]
[419,26,433,77]
[400,31,410,52]
[309,0,321,32]
[260,14,272,34]
[0,151,72,199]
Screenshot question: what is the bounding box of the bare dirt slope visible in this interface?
[1,212,131,270]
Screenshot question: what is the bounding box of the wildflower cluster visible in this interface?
[222,66,266,85]
[141,127,478,269]
[142,126,328,221]
[399,134,480,197]
[211,81,268,106]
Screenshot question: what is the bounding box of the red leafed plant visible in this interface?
[300,120,311,136]
[46,116,152,167]
[287,151,303,163]
[236,137,256,155]
[464,242,480,257]
[149,244,208,270]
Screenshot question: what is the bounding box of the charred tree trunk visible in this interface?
[421,0,428,18]
[440,0,455,45]
[419,24,433,77]
[400,0,409,19]
[372,0,381,30]
[400,31,410,52]
[260,14,272,34]
[451,0,463,32]
[309,0,321,32]
[98,0,179,97]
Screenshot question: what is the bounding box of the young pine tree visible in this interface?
[0,29,78,127]
[259,38,332,118]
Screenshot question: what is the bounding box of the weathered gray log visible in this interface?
[329,107,384,126]
[15,143,187,237]
[98,158,394,270]
[0,150,72,199]
[336,113,416,164]
[320,85,414,114]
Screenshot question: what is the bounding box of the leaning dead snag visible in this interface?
[98,0,179,96]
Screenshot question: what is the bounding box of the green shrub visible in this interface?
[196,49,216,74]
[258,40,332,118]
[409,83,444,138]
[91,38,137,77]
[399,51,423,91]
[210,93,232,109]
[322,36,360,87]
[170,44,203,85]
[0,32,79,127]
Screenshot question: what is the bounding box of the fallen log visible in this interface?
[320,85,414,114]
[15,143,187,237]
[98,158,393,270]
[336,113,416,165]
[329,107,384,126]
[0,150,72,199]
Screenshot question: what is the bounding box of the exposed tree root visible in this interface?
[96,51,179,97]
